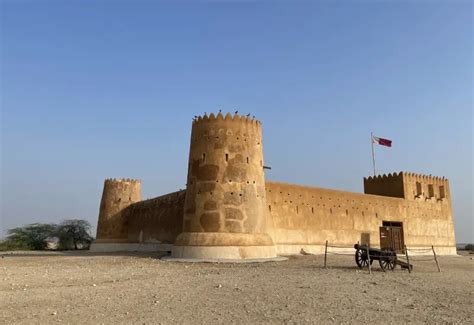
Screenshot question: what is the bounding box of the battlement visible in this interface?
[401,172,450,201]
[193,112,261,128]
[104,178,141,184]
[190,112,263,146]
[364,172,403,183]
[400,172,447,182]
[364,172,405,198]
[364,172,447,182]
[364,171,450,201]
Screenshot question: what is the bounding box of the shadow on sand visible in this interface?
[0,250,170,259]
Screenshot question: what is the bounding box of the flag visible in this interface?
[372,135,392,147]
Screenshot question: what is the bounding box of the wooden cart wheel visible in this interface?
[379,249,397,272]
[355,247,373,268]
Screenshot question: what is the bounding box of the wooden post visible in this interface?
[432,245,441,272]
[324,240,328,268]
[367,243,372,275]
[404,245,411,274]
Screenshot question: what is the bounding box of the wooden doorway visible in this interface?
[380,221,405,253]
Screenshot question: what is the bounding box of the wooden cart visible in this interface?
[353,244,412,272]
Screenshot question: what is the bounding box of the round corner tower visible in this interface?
[95,178,141,243]
[172,112,276,259]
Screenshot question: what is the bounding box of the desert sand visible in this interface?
[1,251,473,324]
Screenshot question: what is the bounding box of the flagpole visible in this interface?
[371,131,376,176]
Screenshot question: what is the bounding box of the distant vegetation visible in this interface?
[0,219,94,251]
[456,243,474,253]
[464,244,474,251]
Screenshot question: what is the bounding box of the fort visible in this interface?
[91,112,457,258]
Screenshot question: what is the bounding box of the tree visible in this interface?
[56,219,93,250]
[6,223,57,250]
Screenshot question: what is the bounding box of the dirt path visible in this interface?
[1,252,473,324]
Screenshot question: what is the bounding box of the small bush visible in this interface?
[0,239,30,251]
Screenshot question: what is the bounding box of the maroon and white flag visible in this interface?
[372,135,392,147]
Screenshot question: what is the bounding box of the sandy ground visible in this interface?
[1,251,473,324]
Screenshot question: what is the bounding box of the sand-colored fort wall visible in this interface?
[266,176,456,255]
[126,190,185,244]
[110,175,455,254]
[399,173,455,252]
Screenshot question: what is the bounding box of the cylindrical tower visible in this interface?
[173,112,276,259]
[95,178,141,243]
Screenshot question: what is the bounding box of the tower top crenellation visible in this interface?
[364,171,447,183]
[104,178,141,184]
[192,112,261,127]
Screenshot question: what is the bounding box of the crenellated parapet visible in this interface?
[400,172,447,181]
[104,178,141,184]
[192,112,261,126]
[190,112,262,147]
[364,171,450,202]
[401,172,450,201]
[364,172,405,198]
[364,172,404,182]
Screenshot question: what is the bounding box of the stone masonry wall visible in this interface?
[126,190,185,244]
[100,177,456,254]
[265,180,456,253]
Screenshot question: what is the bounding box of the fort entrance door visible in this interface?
[380,221,404,253]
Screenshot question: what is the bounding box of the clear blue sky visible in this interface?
[1,1,472,242]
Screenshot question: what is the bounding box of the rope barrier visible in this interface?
[406,258,435,262]
[325,252,355,256]
[326,245,356,249]
[322,241,440,273]
[406,248,433,252]
[406,250,432,253]
[404,245,441,272]
[323,240,370,273]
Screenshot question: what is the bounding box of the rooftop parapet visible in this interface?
[104,178,141,184]
[364,172,405,198]
[400,172,448,183]
[364,172,448,182]
[364,172,403,182]
[364,171,450,200]
[192,112,261,128]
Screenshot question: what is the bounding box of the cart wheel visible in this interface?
[355,247,373,268]
[379,249,397,272]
